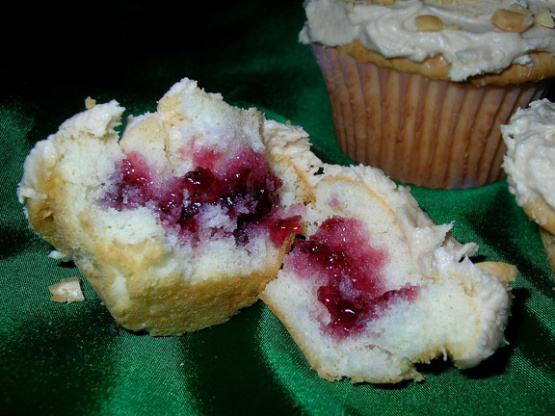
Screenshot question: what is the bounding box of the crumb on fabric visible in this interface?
[49,277,85,303]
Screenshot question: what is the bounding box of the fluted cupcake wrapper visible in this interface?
[311,44,550,189]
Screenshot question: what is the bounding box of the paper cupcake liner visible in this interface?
[540,228,555,278]
[311,44,551,189]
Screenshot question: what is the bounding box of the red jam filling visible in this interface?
[103,146,302,247]
[285,216,419,339]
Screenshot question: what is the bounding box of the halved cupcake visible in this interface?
[17,78,319,335]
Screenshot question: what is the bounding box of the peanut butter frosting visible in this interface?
[502,99,555,230]
[300,0,555,82]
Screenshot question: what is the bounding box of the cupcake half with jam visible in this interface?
[17,78,319,336]
[262,161,517,383]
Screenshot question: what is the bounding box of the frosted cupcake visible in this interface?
[300,0,555,188]
[502,98,555,276]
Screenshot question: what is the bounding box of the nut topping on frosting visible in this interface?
[415,14,445,31]
[491,8,534,33]
[345,0,396,4]
[536,8,555,28]
[508,3,533,17]
[300,0,555,81]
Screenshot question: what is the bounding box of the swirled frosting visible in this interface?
[502,99,555,211]
[300,0,555,81]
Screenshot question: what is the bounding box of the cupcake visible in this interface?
[502,98,555,276]
[300,0,555,189]
[17,78,316,335]
[262,161,516,384]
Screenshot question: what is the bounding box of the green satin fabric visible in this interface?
[1,1,554,415]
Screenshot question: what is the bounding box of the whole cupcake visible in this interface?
[300,0,555,189]
[502,98,555,276]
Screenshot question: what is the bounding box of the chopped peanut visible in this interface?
[351,0,395,4]
[415,15,444,32]
[491,8,534,33]
[476,262,518,285]
[508,4,532,17]
[536,9,555,29]
[85,97,96,110]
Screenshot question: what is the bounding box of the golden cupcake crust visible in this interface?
[339,41,555,86]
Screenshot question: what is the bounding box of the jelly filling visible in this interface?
[103,146,301,247]
[286,216,419,339]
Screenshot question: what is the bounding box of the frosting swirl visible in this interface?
[300,0,555,81]
[502,99,555,212]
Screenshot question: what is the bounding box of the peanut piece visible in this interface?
[508,4,532,17]
[85,97,97,109]
[415,15,444,32]
[491,8,534,33]
[536,9,555,28]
